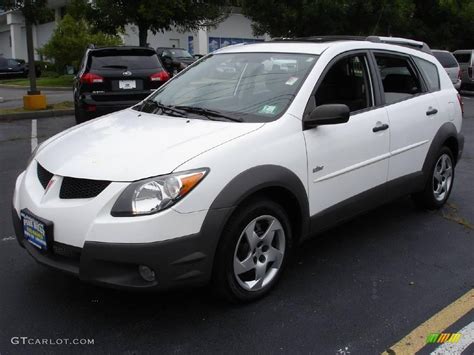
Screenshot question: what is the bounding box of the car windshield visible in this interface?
[168,49,193,58]
[142,52,318,122]
[90,50,162,70]
[433,52,458,68]
[453,53,471,64]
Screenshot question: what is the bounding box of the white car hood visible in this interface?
[36,109,264,181]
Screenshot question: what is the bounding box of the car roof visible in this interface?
[453,49,473,53]
[157,47,186,50]
[216,38,435,61]
[89,46,156,52]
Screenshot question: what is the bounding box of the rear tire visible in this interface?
[212,198,292,303]
[412,146,455,210]
[74,103,88,125]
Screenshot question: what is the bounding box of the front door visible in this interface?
[303,52,390,218]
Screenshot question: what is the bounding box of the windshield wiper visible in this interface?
[175,106,243,122]
[139,100,187,117]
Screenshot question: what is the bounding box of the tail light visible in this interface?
[84,104,97,112]
[469,67,473,79]
[150,71,170,82]
[80,73,104,84]
[457,93,464,115]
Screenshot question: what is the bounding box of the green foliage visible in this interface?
[38,14,122,71]
[79,0,230,46]
[0,0,52,23]
[240,0,474,49]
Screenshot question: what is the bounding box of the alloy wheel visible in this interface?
[432,153,453,202]
[233,215,286,292]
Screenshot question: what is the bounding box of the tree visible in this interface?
[0,0,52,94]
[81,0,230,47]
[38,14,122,71]
[240,0,474,49]
[239,0,413,38]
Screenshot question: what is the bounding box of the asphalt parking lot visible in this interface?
[0,96,473,354]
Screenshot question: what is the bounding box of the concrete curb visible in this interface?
[0,84,71,91]
[0,109,74,121]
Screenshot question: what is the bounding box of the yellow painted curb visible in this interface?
[382,288,474,355]
[23,94,47,110]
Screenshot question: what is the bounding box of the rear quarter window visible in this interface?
[89,50,163,70]
[413,57,440,91]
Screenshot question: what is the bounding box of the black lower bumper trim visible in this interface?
[13,206,235,291]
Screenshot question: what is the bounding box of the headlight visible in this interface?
[111,168,209,217]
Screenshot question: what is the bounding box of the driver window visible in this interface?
[315,54,373,112]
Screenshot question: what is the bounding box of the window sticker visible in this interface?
[259,105,277,115]
[286,77,299,85]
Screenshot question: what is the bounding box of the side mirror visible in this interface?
[303,104,350,130]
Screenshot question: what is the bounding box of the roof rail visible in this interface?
[272,35,432,54]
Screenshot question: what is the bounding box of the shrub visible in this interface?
[38,14,122,72]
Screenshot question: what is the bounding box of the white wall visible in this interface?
[122,13,267,55]
[36,22,56,50]
[0,30,11,57]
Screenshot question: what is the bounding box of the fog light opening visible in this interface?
[138,265,156,282]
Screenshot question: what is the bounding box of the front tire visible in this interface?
[412,146,455,209]
[213,198,292,303]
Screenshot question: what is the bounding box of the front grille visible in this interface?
[59,177,111,199]
[52,242,82,261]
[37,163,53,189]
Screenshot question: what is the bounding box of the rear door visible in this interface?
[373,52,439,181]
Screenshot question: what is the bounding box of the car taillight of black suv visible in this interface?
[74,46,170,124]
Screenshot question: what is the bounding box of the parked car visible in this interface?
[0,57,41,78]
[432,50,461,90]
[13,36,463,302]
[156,47,196,75]
[73,46,170,124]
[453,49,473,90]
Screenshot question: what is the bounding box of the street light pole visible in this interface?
[25,17,39,95]
[22,0,46,109]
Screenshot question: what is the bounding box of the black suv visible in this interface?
[74,46,169,124]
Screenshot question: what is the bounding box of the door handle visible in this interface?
[426,107,438,116]
[372,123,389,132]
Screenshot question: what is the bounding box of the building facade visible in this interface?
[0,1,267,61]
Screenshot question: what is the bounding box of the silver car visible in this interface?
[453,49,473,90]
[432,50,461,90]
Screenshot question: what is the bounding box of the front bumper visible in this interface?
[12,206,233,290]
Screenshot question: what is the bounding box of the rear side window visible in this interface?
[374,54,423,104]
[454,53,471,64]
[433,52,458,68]
[89,50,163,70]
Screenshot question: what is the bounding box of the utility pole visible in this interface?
[23,0,46,109]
